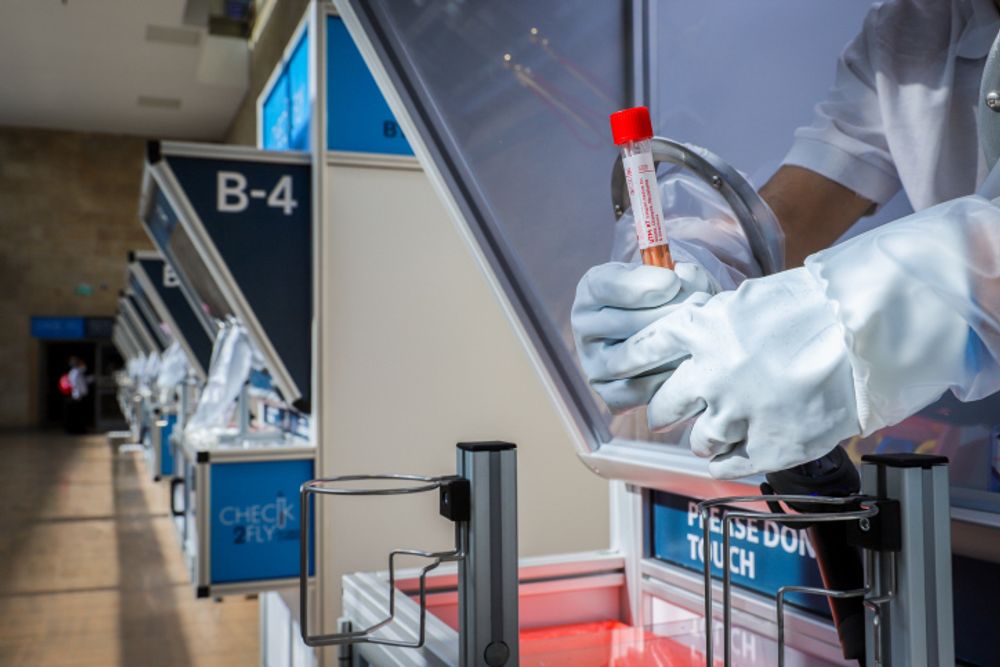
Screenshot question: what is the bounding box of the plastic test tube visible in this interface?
[610,106,674,269]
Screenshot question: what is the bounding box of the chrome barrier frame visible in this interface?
[697,454,954,667]
[300,442,519,667]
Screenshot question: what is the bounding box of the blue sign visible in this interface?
[209,458,315,583]
[31,316,86,340]
[165,152,312,409]
[650,491,829,616]
[261,16,411,156]
[159,414,177,477]
[326,16,413,155]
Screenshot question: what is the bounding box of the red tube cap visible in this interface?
[610,106,653,145]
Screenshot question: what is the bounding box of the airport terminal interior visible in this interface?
[2,1,999,666]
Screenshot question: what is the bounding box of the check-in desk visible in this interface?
[136,139,316,598]
[174,427,315,598]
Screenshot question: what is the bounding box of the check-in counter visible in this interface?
[136,139,316,598]
[174,429,314,598]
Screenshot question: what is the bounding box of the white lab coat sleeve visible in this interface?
[782,7,903,206]
[805,194,1000,434]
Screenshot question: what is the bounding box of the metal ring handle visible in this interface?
[695,494,880,667]
[611,136,785,275]
[301,474,451,497]
[299,473,464,649]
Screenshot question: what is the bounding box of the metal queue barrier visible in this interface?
[305,446,952,667]
[301,443,518,667]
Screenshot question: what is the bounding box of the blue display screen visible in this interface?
[288,29,311,151]
[649,490,830,617]
[262,69,291,151]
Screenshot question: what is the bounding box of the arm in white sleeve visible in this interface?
[805,195,1000,433]
[783,6,902,206]
[603,194,1000,478]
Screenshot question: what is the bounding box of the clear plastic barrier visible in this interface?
[343,0,1000,510]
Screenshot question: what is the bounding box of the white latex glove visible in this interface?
[607,267,859,478]
[571,261,712,412]
[606,194,1000,479]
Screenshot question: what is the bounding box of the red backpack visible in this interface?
[58,373,73,396]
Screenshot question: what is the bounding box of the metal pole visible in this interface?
[237,382,250,438]
[456,442,519,667]
[860,454,954,667]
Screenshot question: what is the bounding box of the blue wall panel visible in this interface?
[326,16,412,155]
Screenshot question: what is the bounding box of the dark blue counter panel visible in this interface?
[136,255,213,379]
[126,293,166,354]
[164,153,311,410]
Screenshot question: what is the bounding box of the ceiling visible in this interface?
[0,0,249,141]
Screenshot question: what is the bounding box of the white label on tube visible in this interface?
[623,152,667,250]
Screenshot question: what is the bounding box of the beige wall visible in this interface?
[0,128,152,427]
[317,162,609,628]
[225,0,312,146]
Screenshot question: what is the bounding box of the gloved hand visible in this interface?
[605,267,860,478]
[604,194,1000,479]
[571,261,713,413]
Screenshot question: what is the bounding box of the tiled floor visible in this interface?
[0,431,258,666]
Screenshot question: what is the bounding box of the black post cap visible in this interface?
[861,453,949,469]
[457,441,516,452]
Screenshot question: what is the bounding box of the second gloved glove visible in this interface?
[607,266,861,478]
[605,195,1000,479]
[572,261,712,413]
